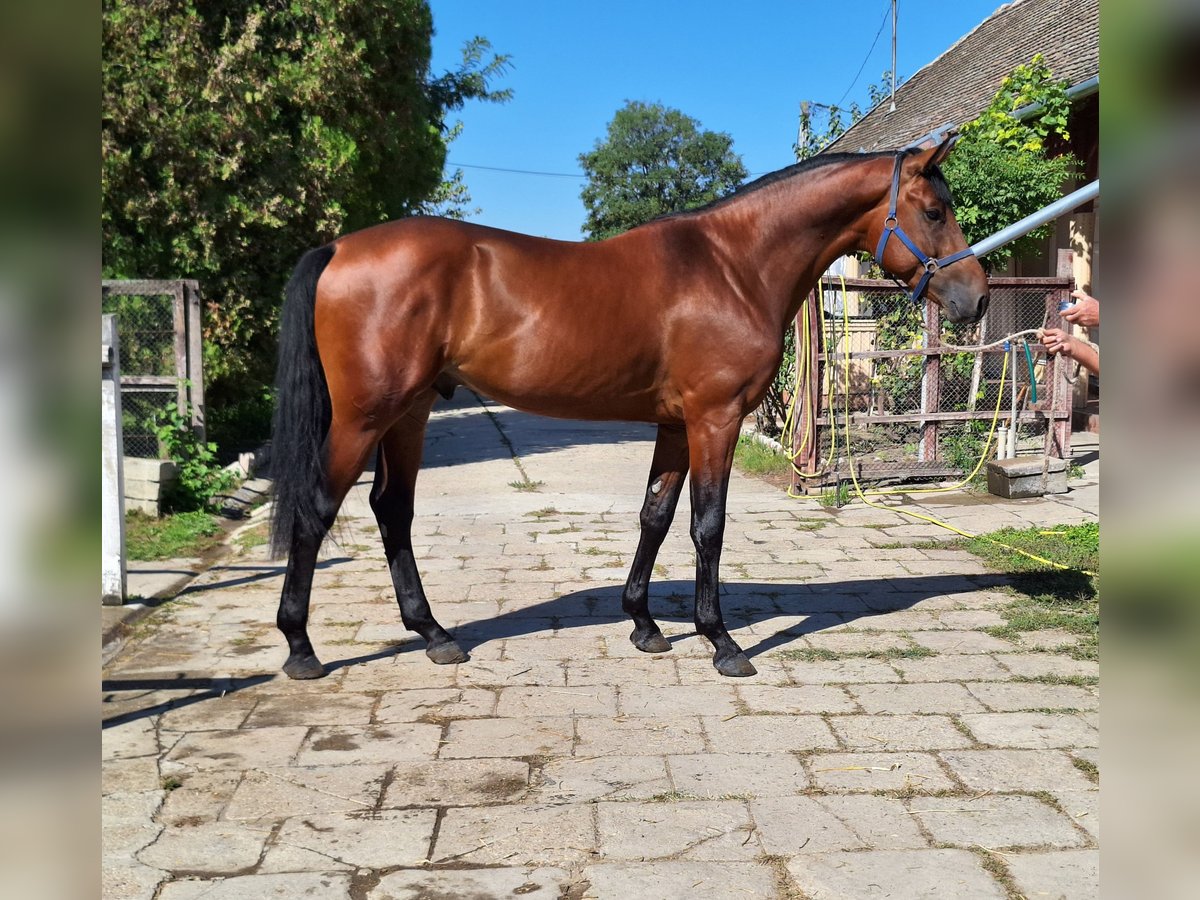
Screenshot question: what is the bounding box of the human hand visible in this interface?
[1038,327,1076,358]
[1062,290,1100,327]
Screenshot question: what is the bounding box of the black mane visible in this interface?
[648,149,954,226]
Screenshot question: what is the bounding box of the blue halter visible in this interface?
[874,152,975,304]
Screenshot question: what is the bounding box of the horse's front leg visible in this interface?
[621,424,689,653]
[685,413,756,677]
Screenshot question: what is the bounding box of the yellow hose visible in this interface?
[777,276,1096,578]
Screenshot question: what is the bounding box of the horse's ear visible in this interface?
[905,131,959,176]
[925,131,959,169]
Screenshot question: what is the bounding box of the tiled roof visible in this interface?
[824,0,1099,153]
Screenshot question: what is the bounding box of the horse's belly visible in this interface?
[450,352,672,424]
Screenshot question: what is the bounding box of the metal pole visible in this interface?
[970,180,1099,258]
[102,314,127,605]
[890,1,898,112]
[1009,342,1018,458]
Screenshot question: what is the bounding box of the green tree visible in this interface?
[795,73,894,160]
[578,101,748,240]
[102,1,510,416]
[942,54,1078,270]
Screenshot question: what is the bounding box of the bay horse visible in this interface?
[268,135,988,680]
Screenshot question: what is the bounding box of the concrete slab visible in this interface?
[788,849,1005,899]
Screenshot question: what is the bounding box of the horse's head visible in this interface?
[870,135,989,324]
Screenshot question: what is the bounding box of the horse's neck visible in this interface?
[708,160,884,325]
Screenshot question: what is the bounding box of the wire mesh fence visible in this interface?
[772,274,1073,489]
[101,280,205,458]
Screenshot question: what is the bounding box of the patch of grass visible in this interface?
[818,482,851,508]
[160,776,183,792]
[1068,463,1086,479]
[963,521,1099,661]
[546,525,580,535]
[1003,597,1098,634]
[234,523,269,551]
[734,435,793,477]
[971,846,1022,900]
[525,507,561,518]
[876,539,951,550]
[963,521,1098,581]
[778,648,840,662]
[759,854,811,900]
[643,790,701,803]
[794,520,828,532]
[776,645,934,662]
[1013,673,1099,687]
[949,716,976,741]
[125,510,222,561]
[1072,756,1099,783]
[509,479,545,492]
[653,564,668,578]
[874,645,936,660]
[1069,640,1098,661]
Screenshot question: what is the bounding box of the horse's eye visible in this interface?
[925,208,942,222]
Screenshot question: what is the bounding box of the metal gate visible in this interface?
[100,280,205,457]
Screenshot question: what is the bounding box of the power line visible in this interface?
[833,2,892,110]
[449,161,585,179]
[450,160,780,180]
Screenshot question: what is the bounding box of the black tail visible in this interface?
[269,245,336,559]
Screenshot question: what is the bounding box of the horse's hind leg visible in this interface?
[370,391,466,665]
[278,421,379,679]
[622,424,689,653]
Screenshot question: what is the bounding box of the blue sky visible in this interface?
[429,1,1006,240]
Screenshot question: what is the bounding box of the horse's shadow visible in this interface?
[442,575,1010,659]
[102,574,1011,730]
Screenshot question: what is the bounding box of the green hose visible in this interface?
[1023,341,1038,404]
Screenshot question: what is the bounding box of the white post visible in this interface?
[102,314,127,605]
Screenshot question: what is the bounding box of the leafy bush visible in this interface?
[942,54,1079,271]
[205,387,275,459]
[939,419,991,474]
[150,406,238,512]
[756,324,796,437]
[103,1,510,407]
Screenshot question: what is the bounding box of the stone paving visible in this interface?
[103,393,1100,899]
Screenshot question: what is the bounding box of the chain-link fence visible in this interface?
[778,275,1073,489]
[100,280,205,458]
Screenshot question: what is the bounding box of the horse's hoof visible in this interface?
[282,654,326,680]
[426,641,468,665]
[631,629,672,654]
[714,653,757,678]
